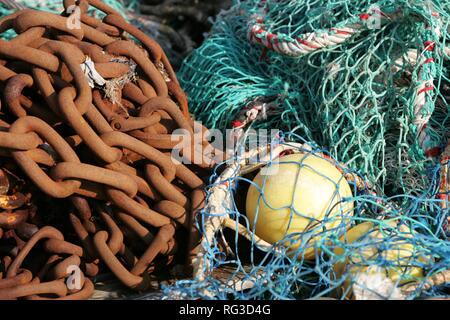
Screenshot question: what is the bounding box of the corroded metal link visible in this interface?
[68,213,98,260]
[0,131,42,150]
[6,226,64,278]
[131,224,175,276]
[92,89,123,121]
[94,62,131,79]
[30,254,61,285]
[58,87,122,164]
[154,200,188,228]
[0,269,32,290]
[10,27,46,46]
[70,196,97,234]
[102,13,182,94]
[80,15,121,37]
[0,39,61,72]
[159,154,207,191]
[122,82,149,105]
[98,209,124,255]
[31,68,63,117]
[0,11,21,34]
[175,163,205,190]
[51,162,138,198]
[78,22,116,47]
[27,37,49,50]
[3,229,26,253]
[31,278,94,300]
[114,211,154,245]
[106,188,171,227]
[15,222,39,240]
[139,96,193,133]
[93,230,150,291]
[129,130,181,149]
[105,40,168,97]
[167,81,190,119]
[23,149,56,167]
[118,244,139,269]
[13,10,84,40]
[58,278,94,300]
[85,104,115,134]
[0,279,67,300]
[82,262,100,278]
[0,64,16,82]
[2,256,12,270]
[102,14,189,117]
[100,131,177,181]
[111,113,161,133]
[187,188,206,263]
[18,95,60,125]
[9,117,82,198]
[56,36,115,63]
[137,79,157,99]
[43,239,84,257]
[76,181,107,200]
[40,41,92,115]
[2,73,60,124]
[48,255,81,280]
[4,74,33,117]
[145,164,188,208]
[105,161,161,201]
[103,14,163,62]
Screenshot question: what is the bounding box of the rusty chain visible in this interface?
[0,0,217,300]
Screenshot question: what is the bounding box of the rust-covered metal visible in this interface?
[0,0,218,300]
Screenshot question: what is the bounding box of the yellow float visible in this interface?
[333,221,430,298]
[246,153,354,259]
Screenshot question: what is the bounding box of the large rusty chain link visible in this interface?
[0,0,216,300]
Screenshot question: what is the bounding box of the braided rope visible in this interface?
[247,7,401,57]
[413,11,442,157]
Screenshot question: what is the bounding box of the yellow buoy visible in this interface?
[333,221,430,298]
[246,153,354,259]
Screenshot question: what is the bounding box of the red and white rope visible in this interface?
[413,13,442,157]
[248,9,391,57]
[248,19,361,57]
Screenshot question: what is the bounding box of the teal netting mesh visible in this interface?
[169,0,450,300]
[179,0,450,194]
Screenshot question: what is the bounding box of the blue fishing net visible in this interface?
[166,131,449,300]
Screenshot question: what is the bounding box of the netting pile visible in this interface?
[167,132,449,300]
[180,0,450,194]
[167,0,450,300]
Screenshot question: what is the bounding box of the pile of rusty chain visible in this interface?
[0,0,218,300]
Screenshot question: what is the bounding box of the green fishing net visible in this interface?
[169,0,450,300]
[179,0,450,195]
